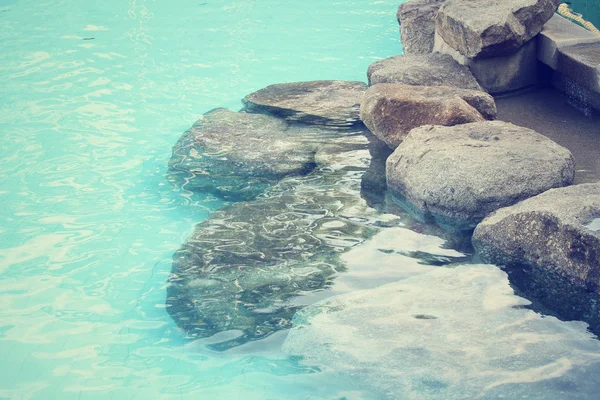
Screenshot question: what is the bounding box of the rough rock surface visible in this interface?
[168,108,362,200]
[436,0,561,59]
[167,138,407,350]
[360,83,496,148]
[386,121,575,225]
[367,53,481,90]
[284,264,600,399]
[473,183,600,291]
[396,0,445,54]
[243,80,367,127]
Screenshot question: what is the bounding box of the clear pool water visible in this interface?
[0,0,402,398]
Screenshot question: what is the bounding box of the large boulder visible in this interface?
[473,183,600,291]
[436,0,561,59]
[168,108,362,200]
[396,0,445,54]
[360,83,496,148]
[242,80,367,128]
[166,139,407,350]
[386,121,575,226]
[367,53,481,90]
[284,264,600,399]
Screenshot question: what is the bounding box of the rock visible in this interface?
[473,183,600,292]
[168,108,362,200]
[284,264,600,399]
[166,139,405,350]
[242,80,367,127]
[360,83,496,149]
[367,53,482,90]
[386,121,575,226]
[435,33,539,94]
[396,0,445,54]
[436,0,561,59]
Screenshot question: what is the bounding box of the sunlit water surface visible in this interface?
[0,0,403,398]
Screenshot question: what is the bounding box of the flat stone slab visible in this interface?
[366,53,482,90]
[396,0,445,54]
[557,42,600,94]
[168,108,363,200]
[538,14,600,69]
[243,80,367,127]
[284,264,600,399]
[360,84,496,148]
[436,0,561,59]
[386,121,575,225]
[166,141,404,350]
[473,182,600,291]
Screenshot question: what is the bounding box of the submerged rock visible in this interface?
[283,264,600,399]
[436,0,561,59]
[168,108,361,200]
[243,80,367,127]
[360,83,496,148]
[166,139,405,350]
[367,53,481,90]
[396,0,445,54]
[386,121,575,227]
[473,183,600,292]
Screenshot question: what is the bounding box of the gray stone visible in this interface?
[168,108,363,200]
[166,140,405,350]
[436,0,561,59]
[386,121,575,225]
[242,80,366,127]
[360,84,496,148]
[473,183,600,292]
[396,0,445,54]
[366,53,481,90]
[538,14,600,69]
[435,33,539,94]
[284,264,600,399]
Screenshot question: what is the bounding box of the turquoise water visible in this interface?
[0,0,402,398]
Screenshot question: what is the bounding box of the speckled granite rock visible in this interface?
[386,121,575,226]
[366,53,481,90]
[168,108,364,200]
[360,83,496,148]
[473,183,600,291]
[436,0,561,59]
[397,0,445,54]
[243,80,367,127]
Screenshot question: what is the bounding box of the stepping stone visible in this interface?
[283,264,600,399]
[473,182,600,292]
[386,121,575,226]
[396,0,445,54]
[166,141,403,350]
[436,0,561,59]
[168,108,363,200]
[243,80,367,127]
[360,84,496,148]
[367,53,481,90]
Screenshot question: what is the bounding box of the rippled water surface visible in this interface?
[0,0,402,398]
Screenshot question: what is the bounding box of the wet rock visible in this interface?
[396,0,445,54]
[367,53,481,90]
[473,183,600,292]
[284,264,600,399]
[436,0,561,59]
[243,80,367,127]
[168,108,361,200]
[386,121,575,226]
[360,83,496,148]
[166,140,404,350]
